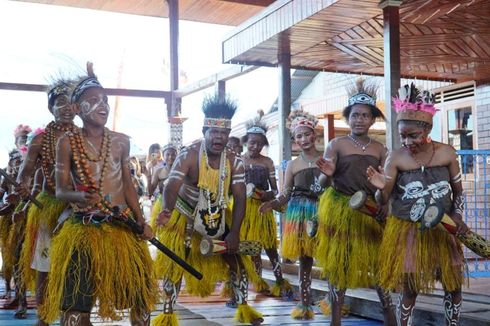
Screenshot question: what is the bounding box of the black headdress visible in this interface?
[71,62,103,103]
[202,93,237,129]
[47,78,71,109]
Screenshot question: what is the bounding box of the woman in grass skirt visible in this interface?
[367,83,467,326]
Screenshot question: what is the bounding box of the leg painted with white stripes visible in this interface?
[397,279,417,326]
[443,289,462,326]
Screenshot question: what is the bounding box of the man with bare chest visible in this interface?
[152,94,263,326]
[41,63,157,326]
[15,79,77,326]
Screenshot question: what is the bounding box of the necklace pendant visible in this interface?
[362,146,366,152]
[421,166,425,173]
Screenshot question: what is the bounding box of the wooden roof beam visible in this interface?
[0,82,172,99]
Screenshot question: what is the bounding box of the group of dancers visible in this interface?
[0,62,467,326]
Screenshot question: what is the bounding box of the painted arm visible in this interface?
[158,148,190,225]
[30,168,44,199]
[15,134,42,198]
[448,148,469,235]
[121,137,145,224]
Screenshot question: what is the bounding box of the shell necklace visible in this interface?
[348,134,372,152]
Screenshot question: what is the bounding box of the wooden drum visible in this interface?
[200,237,262,257]
[422,204,490,259]
[349,190,378,218]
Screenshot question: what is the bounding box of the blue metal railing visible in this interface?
[457,150,490,277]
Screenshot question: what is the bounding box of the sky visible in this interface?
[0,0,278,167]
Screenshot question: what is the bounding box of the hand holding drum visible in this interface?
[200,237,262,257]
[349,190,383,224]
[422,203,490,258]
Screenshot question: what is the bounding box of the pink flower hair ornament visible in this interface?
[394,83,438,125]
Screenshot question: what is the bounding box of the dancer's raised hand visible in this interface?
[366,165,387,190]
[316,157,335,176]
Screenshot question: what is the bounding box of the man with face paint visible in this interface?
[41,63,157,326]
[14,80,77,326]
[153,94,263,326]
[367,83,468,326]
[260,109,326,320]
[237,112,293,300]
[315,79,395,326]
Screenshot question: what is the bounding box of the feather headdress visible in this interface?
[347,78,378,107]
[287,109,318,134]
[202,93,237,129]
[47,73,72,109]
[245,110,268,135]
[70,62,103,103]
[394,83,437,125]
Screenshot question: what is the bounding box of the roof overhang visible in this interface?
[17,0,275,26]
[223,0,490,82]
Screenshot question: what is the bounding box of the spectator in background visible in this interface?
[130,156,147,197]
[146,143,164,183]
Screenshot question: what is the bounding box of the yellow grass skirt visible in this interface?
[378,216,464,293]
[150,194,162,230]
[281,196,318,260]
[0,213,14,280]
[316,188,383,289]
[19,192,66,291]
[154,208,261,297]
[3,203,26,281]
[240,197,277,250]
[41,218,157,323]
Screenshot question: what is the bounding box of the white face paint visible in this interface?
[79,94,109,116]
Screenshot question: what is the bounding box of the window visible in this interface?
[447,107,473,150]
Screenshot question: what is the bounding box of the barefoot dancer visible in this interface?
[15,80,77,326]
[154,94,263,326]
[367,83,467,326]
[260,110,326,320]
[239,112,293,298]
[41,63,157,325]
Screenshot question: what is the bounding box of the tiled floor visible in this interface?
[0,279,382,325]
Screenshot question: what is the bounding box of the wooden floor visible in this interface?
[0,280,382,325]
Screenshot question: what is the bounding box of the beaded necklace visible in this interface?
[200,139,228,218]
[41,121,76,190]
[68,127,112,214]
[347,134,372,152]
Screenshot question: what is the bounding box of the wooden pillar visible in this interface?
[380,0,402,150]
[323,114,335,144]
[168,0,179,95]
[216,80,226,100]
[278,52,292,164]
[167,0,182,145]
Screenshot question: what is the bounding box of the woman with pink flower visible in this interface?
[367,83,468,326]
